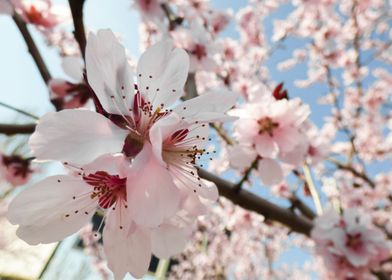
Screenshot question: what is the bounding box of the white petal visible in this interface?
[86,29,135,115]
[29,109,128,165]
[127,143,180,227]
[151,224,189,259]
[174,89,238,123]
[257,158,283,186]
[103,218,151,280]
[7,175,95,245]
[136,39,189,108]
[62,56,83,82]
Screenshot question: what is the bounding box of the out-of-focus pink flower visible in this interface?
[171,21,218,72]
[232,95,309,159]
[0,0,13,15]
[312,208,391,279]
[48,56,90,110]
[0,154,33,187]
[132,0,164,23]
[12,0,69,29]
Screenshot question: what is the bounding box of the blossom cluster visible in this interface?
[6,29,236,279]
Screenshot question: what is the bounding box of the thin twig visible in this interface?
[68,0,87,59]
[198,168,313,236]
[0,101,39,120]
[12,14,52,83]
[235,157,258,190]
[328,157,375,188]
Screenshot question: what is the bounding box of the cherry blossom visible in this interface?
[312,208,391,279]
[0,0,13,15]
[171,21,218,72]
[11,0,69,29]
[48,56,90,110]
[0,153,33,187]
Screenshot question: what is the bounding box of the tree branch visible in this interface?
[12,14,51,84]
[198,169,313,236]
[0,123,36,135]
[329,158,375,188]
[68,0,87,59]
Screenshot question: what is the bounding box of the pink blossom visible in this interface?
[48,56,90,110]
[132,0,164,23]
[11,0,69,29]
[312,208,390,279]
[9,28,236,278]
[231,94,310,185]
[171,21,218,72]
[0,0,13,15]
[0,154,33,187]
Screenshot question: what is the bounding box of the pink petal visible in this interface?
[29,109,128,165]
[7,175,94,245]
[149,113,183,164]
[103,217,151,279]
[151,224,190,259]
[254,134,279,158]
[257,158,283,186]
[127,143,180,227]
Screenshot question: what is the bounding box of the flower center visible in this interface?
[345,233,363,251]
[2,155,32,179]
[191,44,207,61]
[257,117,279,137]
[83,171,127,209]
[26,6,44,24]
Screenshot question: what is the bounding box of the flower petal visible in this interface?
[86,29,135,115]
[29,109,128,165]
[254,134,279,158]
[151,224,190,259]
[149,113,183,164]
[7,175,95,245]
[174,89,238,123]
[62,56,83,82]
[137,39,189,108]
[257,158,283,186]
[103,214,151,280]
[127,143,180,227]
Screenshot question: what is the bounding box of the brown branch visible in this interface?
[161,3,183,31]
[0,123,36,135]
[329,158,375,188]
[12,14,51,84]
[289,195,316,220]
[68,0,87,59]
[198,169,313,236]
